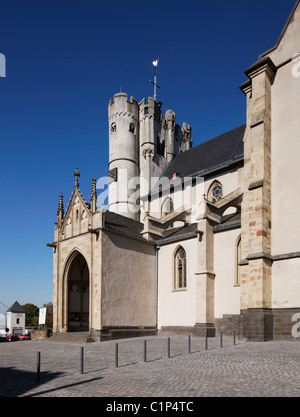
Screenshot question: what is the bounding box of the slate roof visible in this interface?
[7,301,26,313]
[156,223,199,244]
[161,124,245,180]
[104,211,145,239]
[104,211,199,243]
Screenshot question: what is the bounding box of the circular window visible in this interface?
[179,250,186,259]
[211,185,223,202]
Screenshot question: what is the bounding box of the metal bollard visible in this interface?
[233,330,236,346]
[205,331,208,351]
[144,340,147,363]
[80,347,84,374]
[220,332,223,348]
[188,335,191,354]
[37,351,41,382]
[167,337,171,358]
[115,343,118,368]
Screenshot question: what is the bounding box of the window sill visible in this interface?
[172,288,187,293]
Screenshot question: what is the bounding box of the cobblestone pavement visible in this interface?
[0,335,300,398]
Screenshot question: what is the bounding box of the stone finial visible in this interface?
[90,176,97,213]
[57,193,64,227]
[73,167,80,188]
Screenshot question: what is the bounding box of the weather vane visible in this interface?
[150,58,160,101]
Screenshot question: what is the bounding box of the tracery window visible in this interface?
[208,181,223,203]
[174,247,187,290]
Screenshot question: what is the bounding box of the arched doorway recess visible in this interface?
[67,252,89,331]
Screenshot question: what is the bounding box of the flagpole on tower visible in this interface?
[150,59,160,102]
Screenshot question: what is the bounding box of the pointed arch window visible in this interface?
[235,235,242,286]
[161,197,174,217]
[208,181,223,203]
[174,247,187,290]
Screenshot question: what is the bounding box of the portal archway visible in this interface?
[67,252,89,331]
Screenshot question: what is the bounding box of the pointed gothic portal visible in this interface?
[67,252,89,332]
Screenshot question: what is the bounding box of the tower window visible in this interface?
[111,122,116,132]
[129,122,135,133]
[157,137,166,157]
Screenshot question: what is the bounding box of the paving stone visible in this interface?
[0,336,300,397]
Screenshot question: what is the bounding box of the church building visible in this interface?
[48,1,300,342]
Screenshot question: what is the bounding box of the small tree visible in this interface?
[32,316,39,329]
[42,302,53,330]
[22,303,39,327]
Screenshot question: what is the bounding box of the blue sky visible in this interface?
[0,0,296,309]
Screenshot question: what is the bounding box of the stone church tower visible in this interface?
[107,92,192,221]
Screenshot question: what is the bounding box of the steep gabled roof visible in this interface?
[161,125,245,180]
[7,301,25,313]
[61,186,91,230]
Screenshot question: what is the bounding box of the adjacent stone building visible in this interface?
[48,1,300,342]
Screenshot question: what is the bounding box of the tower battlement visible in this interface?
[109,92,139,108]
[108,92,139,123]
[138,97,162,120]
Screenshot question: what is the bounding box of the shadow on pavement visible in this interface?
[0,367,64,397]
[0,366,104,397]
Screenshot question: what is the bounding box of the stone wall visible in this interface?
[214,314,243,337]
[214,309,300,342]
[31,330,48,340]
[273,308,300,341]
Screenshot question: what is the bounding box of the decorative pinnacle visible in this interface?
[73,167,80,188]
[90,176,97,213]
[57,193,64,227]
[90,176,97,201]
[57,193,64,216]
